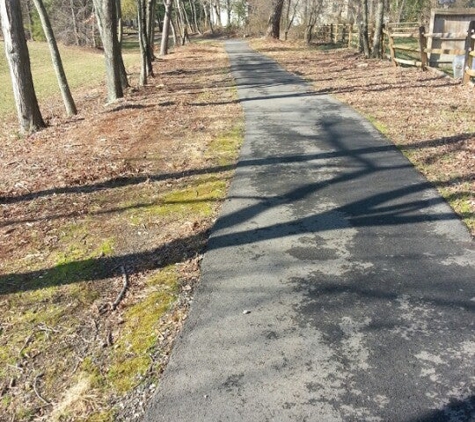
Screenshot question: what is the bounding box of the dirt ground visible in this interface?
[0,40,242,421]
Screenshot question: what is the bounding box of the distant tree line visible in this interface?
[1,0,473,133]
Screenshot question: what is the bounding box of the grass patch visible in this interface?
[0,41,140,117]
[108,267,179,393]
[0,40,244,421]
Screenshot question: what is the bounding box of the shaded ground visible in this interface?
[251,39,474,237]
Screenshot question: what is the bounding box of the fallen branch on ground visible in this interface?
[112,265,129,310]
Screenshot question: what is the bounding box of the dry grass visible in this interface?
[0,39,140,117]
[0,40,243,421]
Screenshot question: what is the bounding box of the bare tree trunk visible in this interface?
[181,0,192,33]
[137,0,148,85]
[200,0,213,33]
[225,0,231,26]
[147,0,156,59]
[117,0,123,44]
[284,0,291,40]
[32,0,77,116]
[212,1,222,27]
[266,0,285,39]
[160,0,172,55]
[174,0,190,44]
[371,0,384,58]
[396,0,406,23]
[0,0,45,133]
[171,16,179,45]
[92,0,124,102]
[116,0,129,89]
[361,0,370,57]
[25,0,35,40]
[92,14,97,47]
[174,0,184,40]
[284,0,300,41]
[190,0,201,33]
[199,0,209,31]
[70,0,80,45]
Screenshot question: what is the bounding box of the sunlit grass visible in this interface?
[0,40,140,117]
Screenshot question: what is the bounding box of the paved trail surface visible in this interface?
[144,41,475,421]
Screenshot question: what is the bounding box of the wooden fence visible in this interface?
[312,20,475,84]
[313,24,357,46]
[383,20,475,84]
[463,22,475,83]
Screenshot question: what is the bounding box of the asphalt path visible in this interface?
[144,40,475,421]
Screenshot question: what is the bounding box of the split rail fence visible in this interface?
[312,21,475,84]
[383,21,475,84]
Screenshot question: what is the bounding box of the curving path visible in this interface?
[144,40,475,422]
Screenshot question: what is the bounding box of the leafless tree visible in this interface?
[0,0,45,133]
[266,0,285,38]
[92,0,125,101]
[33,0,78,115]
[160,0,173,55]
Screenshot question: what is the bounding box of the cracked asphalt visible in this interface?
[144,41,475,422]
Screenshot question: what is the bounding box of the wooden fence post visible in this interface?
[348,24,353,48]
[388,29,396,66]
[419,26,428,70]
[463,21,475,84]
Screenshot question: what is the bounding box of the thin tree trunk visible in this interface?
[116,0,129,88]
[371,0,384,58]
[284,0,300,41]
[146,0,156,60]
[208,1,214,32]
[361,0,370,57]
[190,0,200,33]
[225,0,231,26]
[160,0,172,55]
[305,24,314,43]
[25,0,34,40]
[266,0,285,39]
[70,0,80,45]
[284,0,291,40]
[201,0,213,33]
[181,0,192,33]
[212,1,222,27]
[32,0,77,116]
[174,0,185,31]
[92,14,97,47]
[199,0,208,31]
[396,0,406,23]
[92,0,124,102]
[117,0,123,44]
[137,0,147,85]
[171,16,179,46]
[0,0,45,133]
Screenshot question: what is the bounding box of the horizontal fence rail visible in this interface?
[311,20,475,84]
[383,20,475,84]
